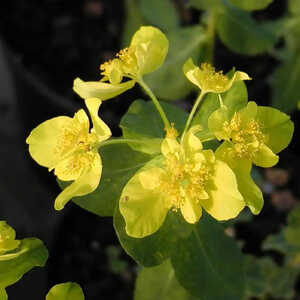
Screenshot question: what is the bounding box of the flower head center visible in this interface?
[55,124,93,156]
[100,58,123,84]
[225,113,266,159]
[160,153,211,210]
[53,121,99,179]
[100,46,138,84]
[116,47,138,75]
[197,63,229,93]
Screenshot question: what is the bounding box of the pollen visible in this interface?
[54,126,78,156]
[99,46,138,82]
[159,151,212,211]
[100,59,114,76]
[55,122,90,156]
[226,114,266,159]
[54,121,98,178]
[197,63,230,93]
[116,46,138,76]
[59,152,96,178]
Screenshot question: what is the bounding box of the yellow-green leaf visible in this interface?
[46,282,84,300]
[73,78,135,100]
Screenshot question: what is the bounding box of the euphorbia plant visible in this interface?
[3,25,294,299]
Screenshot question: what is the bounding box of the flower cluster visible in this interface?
[26,26,169,210]
[26,26,294,241]
[119,126,244,238]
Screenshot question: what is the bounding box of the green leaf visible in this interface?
[120,99,188,153]
[144,26,207,101]
[171,213,246,299]
[284,205,300,247]
[216,0,277,55]
[246,256,299,299]
[59,144,153,216]
[138,0,179,32]
[46,282,85,300]
[122,0,146,47]
[114,207,193,267]
[134,260,199,300]
[0,238,48,292]
[289,0,300,15]
[271,53,300,113]
[0,289,7,300]
[262,232,294,255]
[229,0,273,11]
[244,255,268,298]
[284,17,300,52]
[192,80,248,137]
[268,267,298,299]
[260,257,298,299]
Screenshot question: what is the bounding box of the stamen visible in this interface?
[226,115,266,159]
[159,151,212,210]
[198,63,230,92]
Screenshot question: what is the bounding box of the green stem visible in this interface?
[99,138,150,148]
[181,90,206,142]
[137,78,171,129]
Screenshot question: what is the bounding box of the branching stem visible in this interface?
[181,90,207,142]
[137,77,171,129]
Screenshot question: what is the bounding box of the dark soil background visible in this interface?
[0,0,299,299]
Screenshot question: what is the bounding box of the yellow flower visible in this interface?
[26,98,111,210]
[183,58,251,94]
[73,26,169,100]
[209,101,294,168]
[208,101,294,214]
[0,221,20,255]
[119,126,244,238]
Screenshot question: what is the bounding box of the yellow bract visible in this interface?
[46,282,85,300]
[208,101,286,168]
[73,26,169,100]
[0,221,20,255]
[223,110,267,162]
[208,101,294,215]
[183,58,251,94]
[26,98,111,210]
[120,126,244,238]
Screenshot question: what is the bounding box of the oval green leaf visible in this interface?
[271,53,300,113]
[134,260,199,300]
[46,282,85,300]
[216,0,277,55]
[171,213,246,299]
[120,99,188,153]
[114,207,193,267]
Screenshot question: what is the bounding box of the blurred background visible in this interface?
[0,0,300,299]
